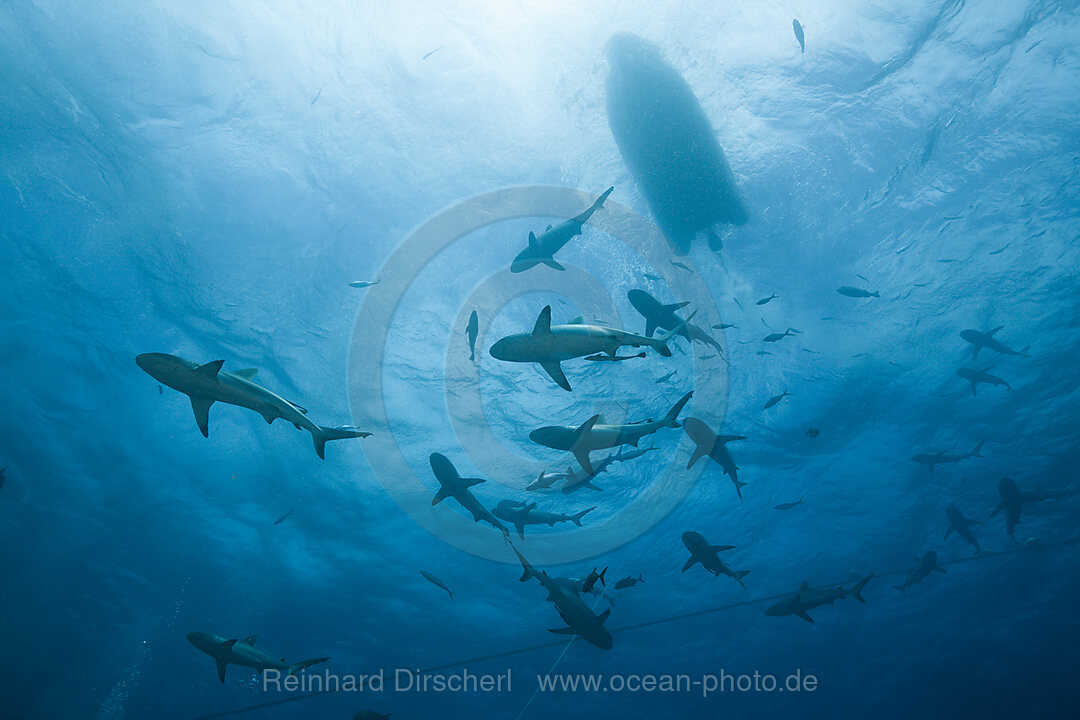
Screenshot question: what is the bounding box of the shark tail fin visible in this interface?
[312,426,371,459]
[1020,345,1031,357]
[638,574,645,583]
[287,657,330,677]
[871,291,880,298]
[734,570,750,588]
[591,186,615,212]
[571,507,594,527]
[852,573,874,603]
[733,478,748,499]
[664,391,694,428]
[598,566,608,586]
[652,310,699,357]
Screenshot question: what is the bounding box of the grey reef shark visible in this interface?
[490,305,691,391]
[136,353,370,458]
[530,392,693,473]
[510,187,614,273]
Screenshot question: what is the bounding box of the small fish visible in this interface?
[644,273,663,282]
[805,428,820,439]
[654,370,678,384]
[420,570,454,600]
[712,323,737,330]
[732,297,744,310]
[466,310,479,361]
[614,574,645,590]
[349,279,380,288]
[836,286,880,298]
[422,46,442,60]
[988,243,1010,255]
[585,352,646,362]
[525,470,565,491]
[792,19,805,53]
[764,329,794,343]
[158,384,164,395]
[700,353,717,360]
[774,499,803,511]
[938,258,959,264]
[272,508,295,526]
[671,260,693,273]
[764,390,791,409]
[310,85,324,105]
[756,293,778,306]
[582,566,607,594]
[912,280,933,287]
[756,350,772,356]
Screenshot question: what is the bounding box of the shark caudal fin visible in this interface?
[287,657,330,677]
[733,478,748,499]
[664,391,694,428]
[571,507,594,527]
[734,570,750,588]
[852,573,874,602]
[650,311,699,357]
[312,426,372,459]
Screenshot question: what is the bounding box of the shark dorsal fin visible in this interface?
[988,326,1004,336]
[233,368,258,380]
[546,224,553,231]
[197,360,225,379]
[528,231,538,248]
[799,581,810,592]
[243,635,257,645]
[532,306,553,336]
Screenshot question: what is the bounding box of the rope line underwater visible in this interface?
[190,535,1079,720]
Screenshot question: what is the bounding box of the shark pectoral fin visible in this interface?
[433,488,451,505]
[528,231,538,249]
[686,444,707,469]
[598,609,611,624]
[233,368,259,379]
[711,545,736,553]
[190,396,214,437]
[681,556,697,572]
[515,522,525,540]
[532,306,553,336]
[796,610,814,623]
[243,635,258,645]
[935,566,948,574]
[463,477,486,488]
[542,258,566,271]
[541,361,572,391]
[644,319,657,338]
[216,657,228,683]
[196,360,225,379]
[548,626,576,636]
[573,449,594,475]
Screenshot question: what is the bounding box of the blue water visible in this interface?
[2,1,1079,719]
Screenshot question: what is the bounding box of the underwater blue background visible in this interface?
[1,1,1079,718]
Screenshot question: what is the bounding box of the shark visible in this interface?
[960,327,1029,359]
[681,531,747,587]
[993,477,1078,544]
[765,574,874,623]
[135,353,371,459]
[510,187,614,273]
[683,417,747,498]
[186,632,328,683]
[429,453,508,535]
[893,551,946,593]
[626,289,722,352]
[957,366,1011,395]
[512,545,613,649]
[529,392,692,473]
[492,500,593,539]
[490,306,688,391]
[944,506,983,554]
[910,441,984,472]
